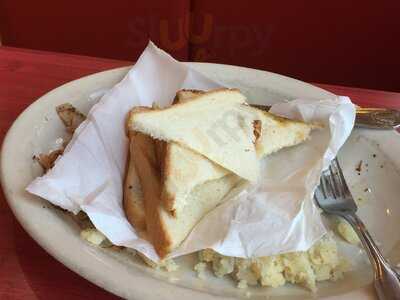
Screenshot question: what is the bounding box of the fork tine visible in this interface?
[315,157,358,215]
[328,164,342,198]
[319,176,326,198]
[320,172,333,199]
[318,157,347,201]
[314,186,325,202]
[331,157,351,196]
[338,160,352,197]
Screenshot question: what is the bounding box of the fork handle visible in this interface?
[343,212,400,300]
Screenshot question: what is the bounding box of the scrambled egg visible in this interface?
[80,227,179,272]
[195,234,350,291]
[336,219,360,245]
[137,252,179,272]
[80,226,350,291]
[80,228,108,245]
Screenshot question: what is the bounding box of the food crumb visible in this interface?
[164,259,179,272]
[356,196,368,205]
[168,276,179,283]
[194,262,208,280]
[80,228,107,245]
[364,188,371,193]
[355,160,363,172]
[110,245,124,251]
[124,247,136,256]
[138,253,179,272]
[238,280,248,289]
[337,220,359,245]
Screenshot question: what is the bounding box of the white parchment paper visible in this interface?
[27,41,356,261]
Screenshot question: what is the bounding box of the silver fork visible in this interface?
[314,157,400,300]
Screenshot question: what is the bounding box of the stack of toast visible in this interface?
[124,88,316,258]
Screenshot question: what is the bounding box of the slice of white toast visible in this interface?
[126,123,241,258]
[257,112,316,157]
[162,143,230,216]
[177,92,318,157]
[128,88,261,182]
[162,90,229,216]
[155,173,241,258]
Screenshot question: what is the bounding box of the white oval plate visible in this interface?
[1,63,400,300]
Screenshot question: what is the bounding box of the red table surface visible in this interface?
[0,46,400,300]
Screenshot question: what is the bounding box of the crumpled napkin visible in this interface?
[27,41,355,261]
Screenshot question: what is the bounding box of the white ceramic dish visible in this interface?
[1,63,400,300]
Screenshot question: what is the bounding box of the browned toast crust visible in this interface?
[123,131,147,231]
[130,130,173,258]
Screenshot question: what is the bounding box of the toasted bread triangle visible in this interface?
[257,112,317,157]
[125,125,241,258]
[161,90,230,216]
[128,88,261,182]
